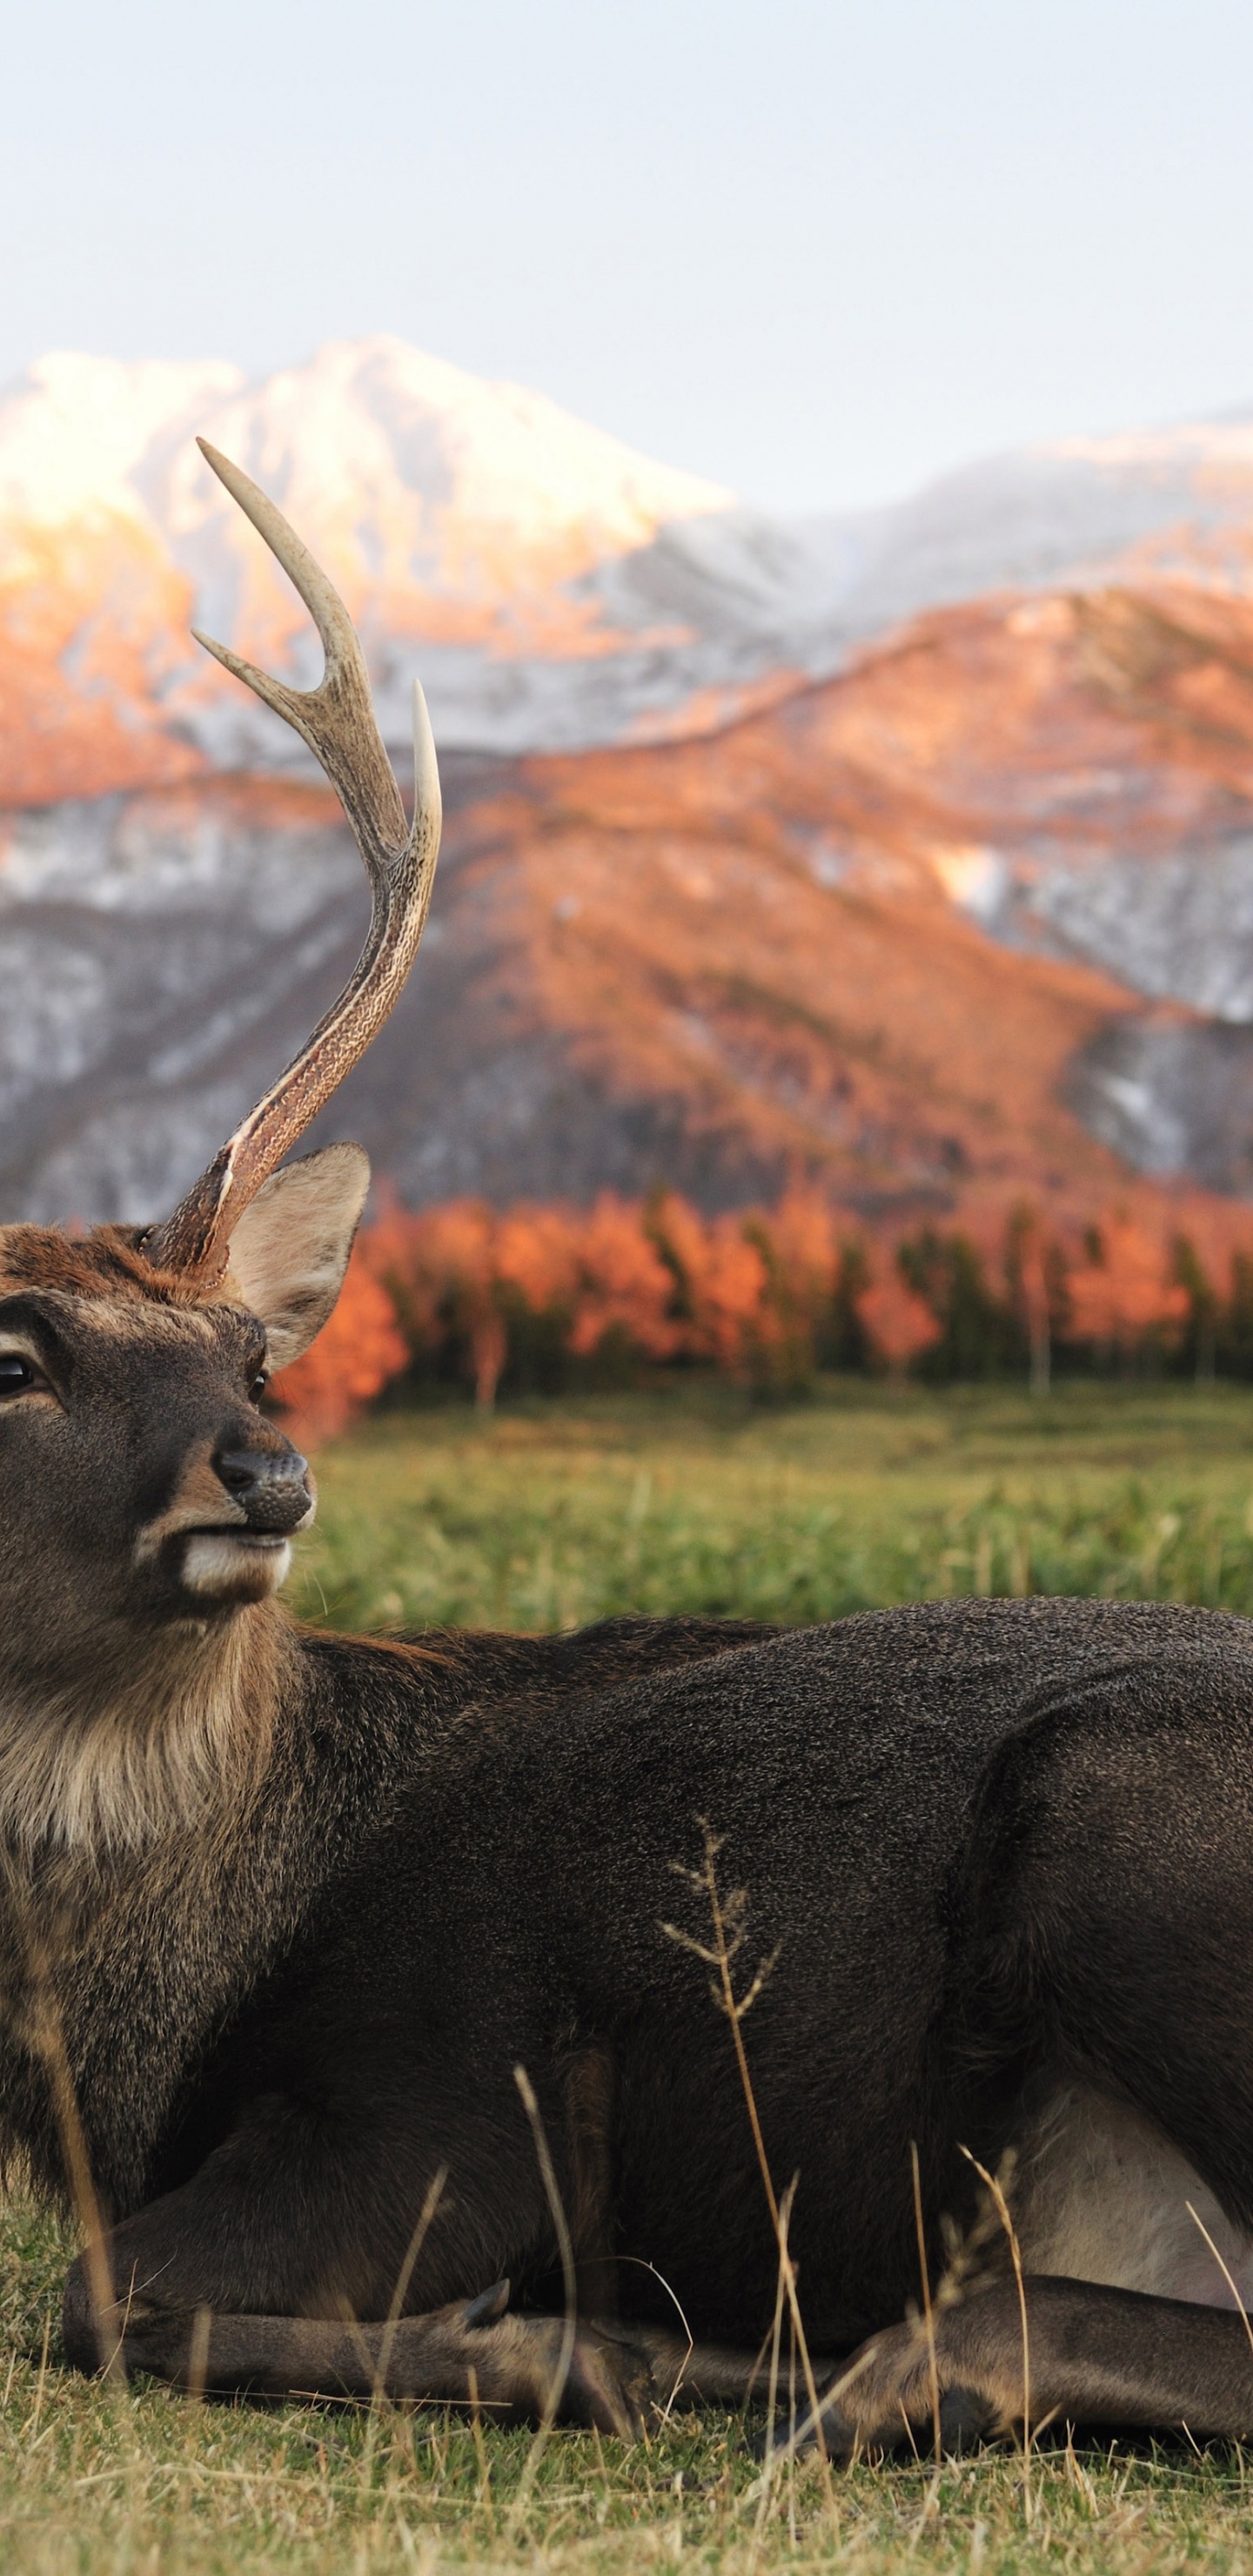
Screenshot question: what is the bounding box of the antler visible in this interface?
[144,439,441,1277]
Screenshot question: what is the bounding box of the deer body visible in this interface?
[9,446,1253,2456]
[26,1584,1253,2448]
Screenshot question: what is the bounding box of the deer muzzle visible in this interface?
[213,1447,314,1537]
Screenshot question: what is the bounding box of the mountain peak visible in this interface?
[0,352,246,525]
[10,341,1253,802]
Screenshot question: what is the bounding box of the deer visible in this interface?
[3,440,1253,2462]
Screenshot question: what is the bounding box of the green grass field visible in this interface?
[11,1378,1253,2574]
[291,1375,1253,1636]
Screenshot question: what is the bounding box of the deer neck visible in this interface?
[0,1603,294,1862]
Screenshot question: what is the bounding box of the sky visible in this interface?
[4,0,1253,514]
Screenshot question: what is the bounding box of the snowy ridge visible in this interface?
[1,339,774,775]
[6,341,1253,779]
[9,345,1253,1216]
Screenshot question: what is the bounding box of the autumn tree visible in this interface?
[363,1201,508,1409]
[854,1264,943,1381]
[1172,1233,1219,1383]
[1064,1217,1189,1366]
[747,1192,841,1387]
[316,1184,1253,1422]
[647,1194,774,1377]
[897,1225,1008,1381]
[1005,1204,1055,1395]
[567,1197,680,1365]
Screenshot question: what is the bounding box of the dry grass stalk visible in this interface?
[959,2144,1033,2519]
[662,1821,836,2514]
[0,1860,120,2379]
[910,2137,943,2525]
[1186,2200,1253,2373]
[507,2063,580,2539]
[357,2165,448,2490]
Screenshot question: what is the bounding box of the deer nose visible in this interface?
[214,1446,312,1534]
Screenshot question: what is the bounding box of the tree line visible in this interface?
[270,1189,1253,1441]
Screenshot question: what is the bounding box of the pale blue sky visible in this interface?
[4,0,1253,512]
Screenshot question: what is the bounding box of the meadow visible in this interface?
[9,1376,1253,2574]
[291,1375,1253,1636]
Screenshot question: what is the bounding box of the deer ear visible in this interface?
[222,1144,371,1370]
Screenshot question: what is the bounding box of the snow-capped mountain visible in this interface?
[10,339,1253,1218]
[0,338,817,790]
[10,339,1253,798]
[813,417,1253,636]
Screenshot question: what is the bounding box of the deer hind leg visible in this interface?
[769,2275,1253,2461]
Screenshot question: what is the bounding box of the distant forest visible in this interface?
[270,1190,1253,1442]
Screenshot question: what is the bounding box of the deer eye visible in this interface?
[0,1353,49,1399]
[250,1372,268,1403]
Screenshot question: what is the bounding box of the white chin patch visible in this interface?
[181,1533,292,1600]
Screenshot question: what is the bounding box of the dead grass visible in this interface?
[11,1380,1253,2569]
[1,2250,1251,2576]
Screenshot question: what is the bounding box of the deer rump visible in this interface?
[52,1593,1253,2454]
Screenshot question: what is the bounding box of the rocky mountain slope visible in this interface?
[10,567,1253,1224]
[9,339,1253,1221]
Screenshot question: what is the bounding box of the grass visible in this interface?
[290,1374,1253,1635]
[12,1375,1253,2572]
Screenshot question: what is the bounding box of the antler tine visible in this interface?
[190,438,407,863]
[144,446,442,1278]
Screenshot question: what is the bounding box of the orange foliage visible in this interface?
[855,1271,943,1377]
[751,1192,841,1378]
[264,1179,1253,1445]
[270,1251,408,1446]
[495,1207,580,1313]
[758,1192,840,1301]
[649,1195,774,1372]
[567,1197,680,1360]
[365,1200,509,1410]
[1065,1218,1190,1353]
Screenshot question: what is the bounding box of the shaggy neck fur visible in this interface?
[0,1606,291,1859]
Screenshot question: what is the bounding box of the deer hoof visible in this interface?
[562,2322,655,2441]
[459,2280,512,2329]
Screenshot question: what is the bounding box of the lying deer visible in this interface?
[3,443,1253,2459]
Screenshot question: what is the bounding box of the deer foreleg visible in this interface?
[66,2272,664,2434]
[65,2260,779,2433]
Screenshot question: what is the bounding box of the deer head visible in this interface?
[0,448,440,1843]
